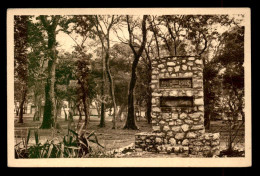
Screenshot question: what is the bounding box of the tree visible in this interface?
[216,26,245,152]
[14,15,29,123]
[182,15,235,129]
[60,16,96,127]
[110,43,132,122]
[39,15,61,129]
[94,15,119,129]
[123,15,148,130]
[55,52,76,121]
[27,18,48,121]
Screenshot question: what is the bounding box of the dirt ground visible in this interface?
[14,114,245,156]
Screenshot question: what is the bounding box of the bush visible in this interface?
[15,124,105,158]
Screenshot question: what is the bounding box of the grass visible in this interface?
[15,114,152,151]
[14,114,245,157]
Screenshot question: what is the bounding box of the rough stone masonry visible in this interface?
[135,56,220,157]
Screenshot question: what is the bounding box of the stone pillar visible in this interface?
[135,56,220,157]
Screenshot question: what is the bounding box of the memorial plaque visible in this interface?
[159,78,192,88]
[160,97,193,107]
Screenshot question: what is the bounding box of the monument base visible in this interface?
[135,132,220,157]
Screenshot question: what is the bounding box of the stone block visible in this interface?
[158,64,165,68]
[181,124,190,132]
[211,141,220,146]
[167,62,176,66]
[186,90,192,96]
[176,119,183,125]
[182,65,187,70]
[152,70,159,74]
[167,131,174,137]
[212,133,220,140]
[162,113,170,119]
[159,119,166,124]
[184,119,194,125]
[184,72,193,77]
[198,90,203,96]
[161,69,167,72]
[159,73,165,78]
[175,133,185,140]
[195,59,202,65]
[194,141,203,146]
[163,125,170,132]
[173,146,180,153]
[169,121,174,126]
[166,146,173,154]
[151,75,157,79]
[204,133,211,140]
[168,67,173,72]
[152,61,158,65]
[169,138,177,145]
[151,79,159,83]
[172,113,178,119]
[146,139,151,143]
[182,139,189,146]
[179,113,187,119]
[155,137,163,144]
[152,92,162,97]
[152,126,160,132]
[152,107,161,112]
[187,61,194,66]
[194,98,204,105]
[174,66,180,72]
[193,146,201,152]
[183,146,189,151]
[189,112,203,119]
[202,145,211,151]
[212,146,220,151]
[169,90,178,96]
[191,125,204,131]
[151,84,156,89]
[198,106,204,111]
[186,132,197,139]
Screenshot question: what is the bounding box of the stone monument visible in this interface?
[135,56,220,157]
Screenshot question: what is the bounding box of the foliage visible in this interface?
[207,25,245,153]
[14,15,29,123]
[15,125,104,158]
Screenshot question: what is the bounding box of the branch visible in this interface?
[39,16,50,29]
[198,32,208,55]
[165,18,177,55]
[136,15,148,57]
[126,15,137,56]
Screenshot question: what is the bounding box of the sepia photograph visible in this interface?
[7,8,251,167]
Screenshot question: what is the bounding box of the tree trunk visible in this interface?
[104,52,117,129]
[117,104,126,122]
[82,95,89,128]
[15,106,19,116]
[99,49,106,127]
[203,61,210,130]
[40,57,56,129]
[124,15,147,130]
[39,16,60,129]
[146,63,152,124]
[146,91,152,124]
[124,62,139,130]
[18,87,27,123]
[38,97,43,121]
[77,103,82,121]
